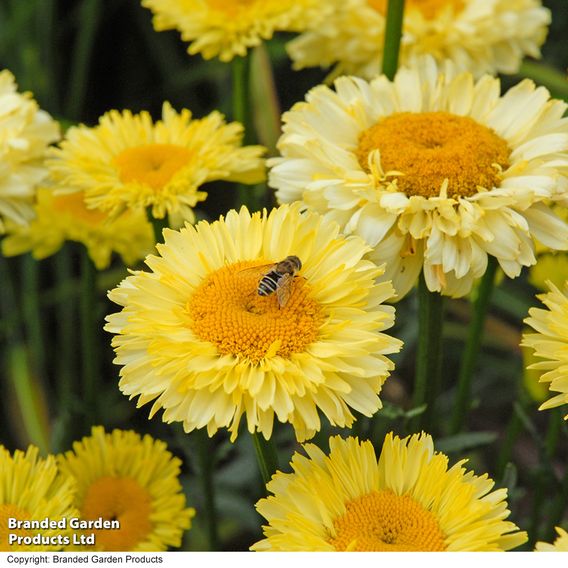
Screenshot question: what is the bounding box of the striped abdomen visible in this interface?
[258,270,282,296]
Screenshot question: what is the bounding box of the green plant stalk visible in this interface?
[65,0,102,119]
[22,255,46,379]
[382,0,405,80]
[232,53,263,211]
[80,250,98,427]
[450,256,499,434]
[55,247,75,418]
[195,430,218,551]
[252,432,279,487]
[9,344,50,454]
[410,273,444,433]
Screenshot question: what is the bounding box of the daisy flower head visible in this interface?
[141,0,324,62]
[2,188,154,269]
[270,58,568,299]
[0,445,76,551]
[105,203,402,442]
[0,70,60,233]
[57,426,194,551]
[47,102,265,226]
[536,527,568,551]
[522,281,568,419]
[287,0,550,80]
[252,433,527,551]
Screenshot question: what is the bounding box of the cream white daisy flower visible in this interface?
[0,70,59,233]
[270,58,568,298]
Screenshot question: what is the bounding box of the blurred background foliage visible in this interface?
[0,0,567,551]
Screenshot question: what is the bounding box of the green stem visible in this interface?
[519,61,568,102]
[382,0,405,80]
[251,432,278,487]
[52,247,76,452]
[410,272,444,433]
[450,256,498,434]
[65,0,102,119]
[22,255,46,378]
[80,249,98,428]
[8,344,50,454]
[232,54,252,144]
[496,409,522,480]
[195,430,218,551]
[232,54,263,211]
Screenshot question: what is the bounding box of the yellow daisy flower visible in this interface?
[105,203,402,442]
[142,0,323,62]
[0,445,76,551]
[287,0,550,80]
[57,426,194,551]
[252,433,527,551]
[2,188,154,269]
[270,58,568,299]
[47,102,265,225]
[536,527,568,551]
[0,70,60,233]
[522,281,568,419]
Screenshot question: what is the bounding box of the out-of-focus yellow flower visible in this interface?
[142,0,324,62]
[2,188,154,269]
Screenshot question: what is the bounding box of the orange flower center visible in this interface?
[0,504,30,551]
[52,191,107,226]
[356,111,510,198]
[114,144,192,191]
[369,0,464,19]
[329,490,447,551]
[187,260,322,364]
[80,476,152,551]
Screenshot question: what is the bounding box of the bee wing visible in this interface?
[236,263,276,278]
[276,273,294,308]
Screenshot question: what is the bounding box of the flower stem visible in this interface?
[195,430,218,550]
[251,432,278,487]
[450,256,499,434]
[382,0,405,80]
[232,53,262,211]
[410,272,444,433]
[80,249,98,428]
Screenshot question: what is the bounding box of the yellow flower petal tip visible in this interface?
[535,527,568,551]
